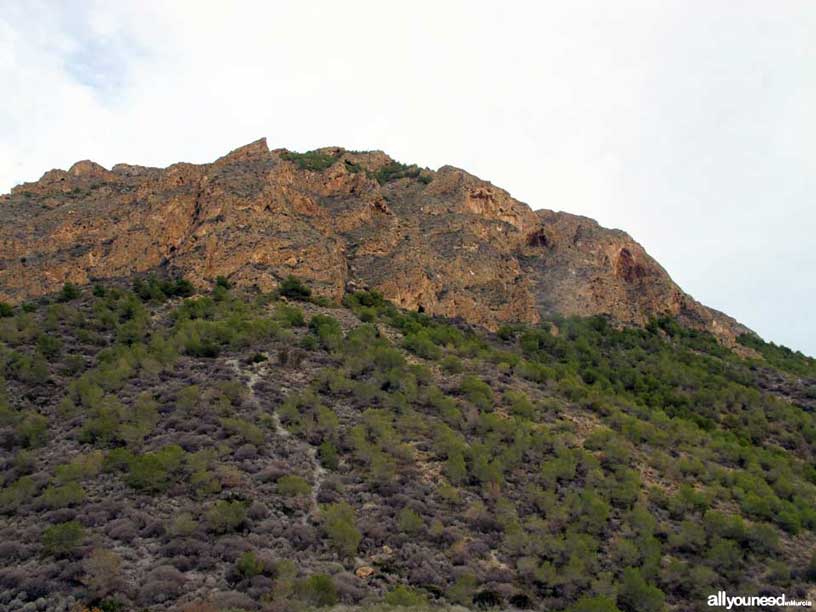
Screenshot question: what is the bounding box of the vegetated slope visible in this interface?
[0,139,747,345]
[0,278,815,612]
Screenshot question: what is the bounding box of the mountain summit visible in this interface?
[1,142,815,611]
[0,139,747,342]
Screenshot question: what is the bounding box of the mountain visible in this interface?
[1,143,815,612]
[0,139,748,344]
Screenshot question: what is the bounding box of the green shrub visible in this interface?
[318,441,339,470]
[0,476,37,512]
[505,390,535,418]
[125,445,185,492]
[617,568,665,612]
[322,502,361,557]
[214,275,231,290]
[297,574,338,607]
[16,412,48,448]
[372,346,406,371]
[373,161,421,184]
[0,302,13,317]
[36,334,62,359]
[9,354,50,385]
[398,507,424,534]
[309,314,342,344]
[133,275,194,301]
[190,469,221,499]
[569,596,622,612]
[103,448,135,473]
[274,303,306,327]
[301,334,319,350]
[445,452,467,485]
[279,275,312,300]
[79,407,120,446]
[169,512,199,537]
[42,482,85,508]
[220,417,264,445]
[277,474,311,497]
[205,500,247,533]
[281,150,337,171]
[59,282,81,302]
[384,585,428,606]
[447,574,477,605]
[460,375,493,410]
[403,331,442,360]
[441,355,464,373]
[236,551,264,578]
[42,521,84,556]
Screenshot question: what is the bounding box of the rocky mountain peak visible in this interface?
[0,139,749,344]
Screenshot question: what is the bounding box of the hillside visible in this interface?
[0,139,748,345]
[0,277,815,611]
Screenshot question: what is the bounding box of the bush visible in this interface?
[505,390,535,419]
[398,507,424,535]
[169,512,199,538]
[297,574,338,607]
[205,500,247,533]
[384,584,428,606]
[274,303,306,326]
[9,354,50,385]
[460,375,493,410]
[0,302,12,317]
[281,150,337,172]
[279,275,312,300]
[36,334,62,359]
[309,314,342,349]
[133,275,194,301]
[16,413,48,448]
[403,331,442,360]
[42,521,84,556]
[214,275,231,290]
[126,445,184,493]
[84,548,123,598]
[59,282,81,302]
[569,596,622,612]
[617,568,665,612]
[322,502,361,557]
[236,551,264,578]
[220,417,264,445]
[42,482,85,508]
[126,454,169,492]
[373,161,421,184]
[445,452,467,485]
[441,355,464,373]
[318,441,339,470]
[0,476,37,512]
[447,574,477,605]
[277,474,311,497]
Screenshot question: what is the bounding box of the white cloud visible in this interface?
[2,0,814,354]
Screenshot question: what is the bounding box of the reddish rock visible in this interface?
[0,139,749,343]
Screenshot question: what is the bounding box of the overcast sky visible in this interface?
[2,1,814,355]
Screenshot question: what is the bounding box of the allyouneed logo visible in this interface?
[707,591,813,609]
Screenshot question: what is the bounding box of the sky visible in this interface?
[1,1,814,356]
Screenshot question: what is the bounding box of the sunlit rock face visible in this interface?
[0,138,748,342]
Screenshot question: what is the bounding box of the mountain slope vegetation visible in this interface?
[0,277,815,611]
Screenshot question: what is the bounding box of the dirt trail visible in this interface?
[226,355,326,520]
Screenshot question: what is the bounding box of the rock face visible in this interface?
[0,138,748,342]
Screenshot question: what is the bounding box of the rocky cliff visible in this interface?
[0,138,748,342]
